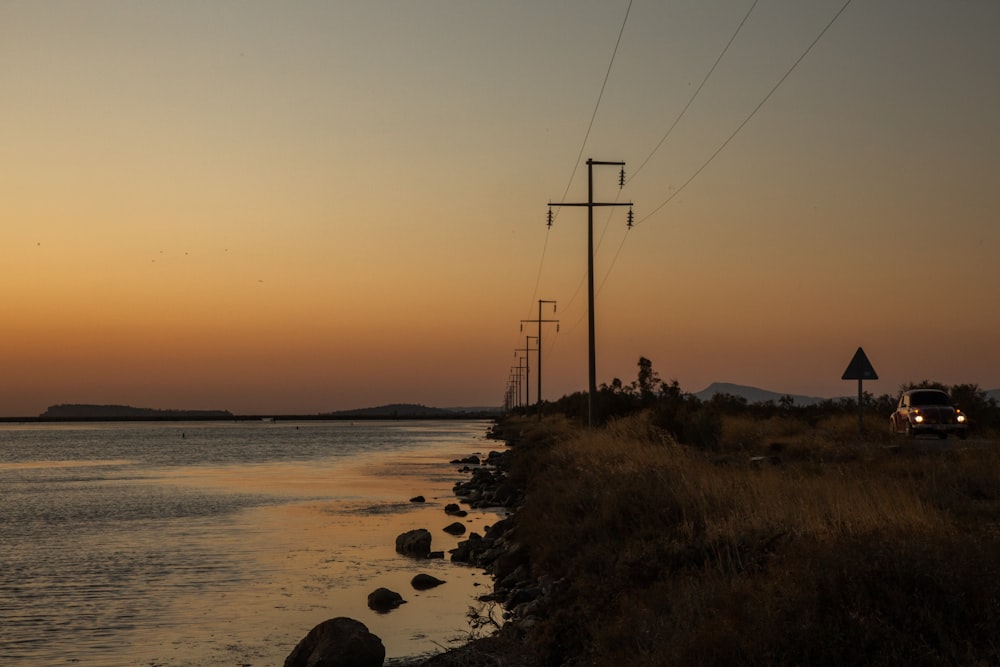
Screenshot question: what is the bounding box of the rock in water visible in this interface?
[411,573,446,590]
[444,503,467,517]
[284,616,385,667]
[443,521,466,536]
[367,587,406,612]
[395,528,432,557]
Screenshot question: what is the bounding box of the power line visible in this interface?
[552,0,633,224]
[511,0,856,409]
[515,0,634,397]
[524,227,551,316]
[586,0,758,293]
[597,227,631,295]
[525,2,632,319]
[629,0,760,183]
[634,0,854,228]
[553,200,619,332]
[598,0,853,319]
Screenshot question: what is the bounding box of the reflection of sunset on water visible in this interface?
[0,421,502,665]
[0,459,136,470]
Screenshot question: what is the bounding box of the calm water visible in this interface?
[0,420,501,666]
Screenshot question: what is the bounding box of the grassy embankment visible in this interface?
[493,412,1000,666]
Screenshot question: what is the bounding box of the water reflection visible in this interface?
[0,421,500,665]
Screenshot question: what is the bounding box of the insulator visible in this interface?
[556,323,560,332]
[619,167,625,188]
[547,207,553,227]
[519,322,523,332]
[553,303,557,313]
[627,207,634,228]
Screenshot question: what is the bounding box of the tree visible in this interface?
[660,379,683,402]
[708,392,749,414]
[949,383,998,433]
[634,356,661,406]
[949,383,992,411]
[601,378,625,394]
[900,379,949,394]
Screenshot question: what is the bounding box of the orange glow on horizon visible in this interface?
[3,2,999,416]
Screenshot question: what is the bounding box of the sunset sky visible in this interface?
[2,1,998,417]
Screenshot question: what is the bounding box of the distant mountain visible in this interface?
[326,403,500,418]
[328,403,450,418]
[41,404,233,420]
[693,382,826,406]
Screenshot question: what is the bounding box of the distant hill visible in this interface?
[694,382,826,406]
[29,402,502,422]
[41,404,233,420]
[326,403,501,418]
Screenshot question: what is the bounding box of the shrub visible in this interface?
[498,411,1000,666]
[652,398,722,450]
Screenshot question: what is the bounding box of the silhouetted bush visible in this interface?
[490,407,1000,667]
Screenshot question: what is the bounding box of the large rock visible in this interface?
[367,587,405,612]
[284,616,385,667]
[492,542,530,583]
[395,528,432,558]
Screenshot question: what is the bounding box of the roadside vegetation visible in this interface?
[490,360,1000,666]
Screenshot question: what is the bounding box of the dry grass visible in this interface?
[506,412,1000,666]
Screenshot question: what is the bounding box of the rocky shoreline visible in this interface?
[285,427,541,666]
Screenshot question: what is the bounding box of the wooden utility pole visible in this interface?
[548,159,633,427]
[514,358,527,408]
[515,336,538,406]
[521,300,558,414]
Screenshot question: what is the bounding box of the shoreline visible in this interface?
[285,422,531,667]
[377,421,536,667]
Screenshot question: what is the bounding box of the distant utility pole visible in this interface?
[515,357,528,408]
[521,300,558,414]
[511,368,519,409]
[548,159,633,427]
[515,336,538,406]
[504,374,517,412]
[507,368,520,410]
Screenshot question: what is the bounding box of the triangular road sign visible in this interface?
[842,347,878,381]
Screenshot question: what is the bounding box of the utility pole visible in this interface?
[504,373,518,413]
[508,368,520,410]
[548,158,633,427]
[515,357,527,408]
[521,300,558,413]
[515,336,538,407]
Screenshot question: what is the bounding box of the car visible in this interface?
[889,389,968,439]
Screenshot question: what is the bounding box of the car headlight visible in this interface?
[957,414,967,423]
[913,414,924,423]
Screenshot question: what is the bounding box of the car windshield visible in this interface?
[910,391,951,407]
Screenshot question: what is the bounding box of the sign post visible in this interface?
[841,347,878,437]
